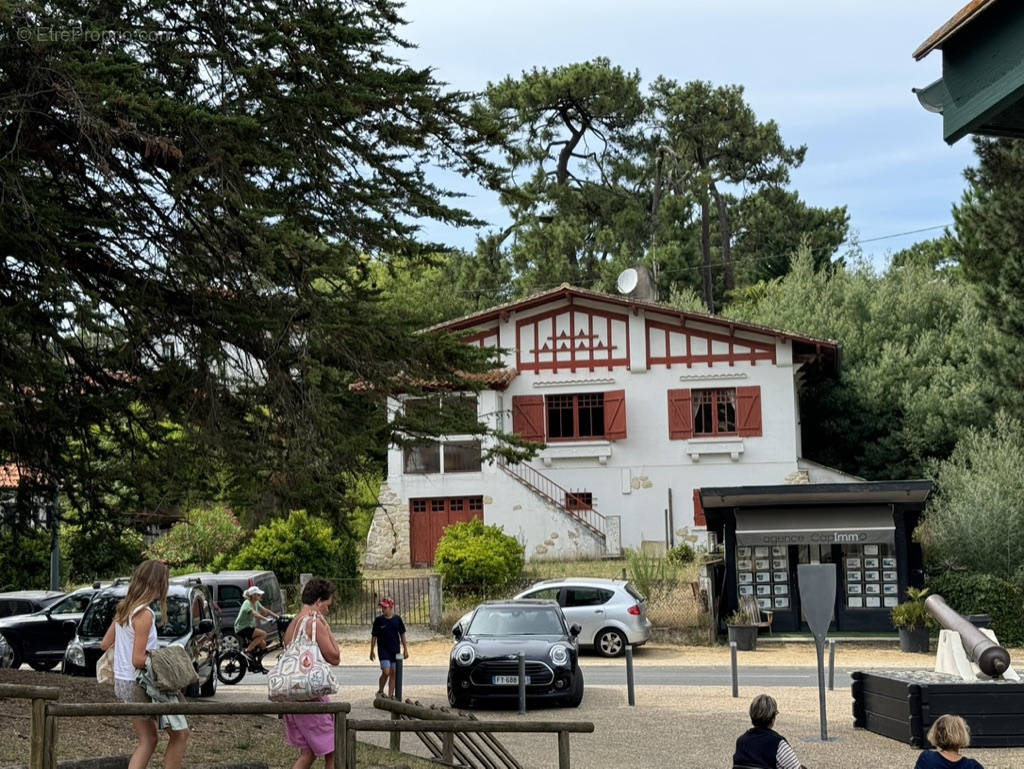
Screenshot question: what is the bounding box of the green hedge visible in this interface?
[926,571,1024,647]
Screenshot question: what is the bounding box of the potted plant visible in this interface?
[891,586,937,653]
[726,610,758,651]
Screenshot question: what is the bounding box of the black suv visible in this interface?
[63,579,220,697]
[0,587,97,670]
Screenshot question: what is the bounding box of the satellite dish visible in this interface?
[616,268,639,295]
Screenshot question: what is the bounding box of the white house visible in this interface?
[364,285,852,568]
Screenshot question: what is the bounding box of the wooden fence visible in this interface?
[0,683,592,769]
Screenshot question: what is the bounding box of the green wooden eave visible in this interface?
[913,2,1024,144]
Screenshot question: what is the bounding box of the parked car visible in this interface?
[0,587,97,670]
[63,578,220,697]
[171,571,284,653]
[512,577,652,657]
[0,590,66,619]
[447,599,583,709]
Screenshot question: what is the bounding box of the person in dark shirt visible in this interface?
[732,693,804,769]
[369,597,408,698]
[914,714,984,769]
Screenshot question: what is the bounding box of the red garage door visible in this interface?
[410,496,483,566]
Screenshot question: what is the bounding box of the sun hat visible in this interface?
[378,598,394,608]
[243,586,265,597]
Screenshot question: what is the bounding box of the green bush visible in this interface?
[0,527,53,589]
[625,549,679,602]
[890,586,938,631]
[665,543,696,566]
[146,505,245,568]
[225,509,358,584]
[434,519,524,596]
[61,522,145,584]
[926,571,1024,647]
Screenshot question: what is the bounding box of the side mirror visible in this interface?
[569,623,581,638]
[452,624,463,641]
[62,619,78,640]
[196,618,215,634]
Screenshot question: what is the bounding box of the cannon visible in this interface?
[924,593,1011,677]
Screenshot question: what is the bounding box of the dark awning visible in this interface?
[735,506,895,547]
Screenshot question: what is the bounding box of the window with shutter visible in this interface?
[511,395,546,442]
[736,386,763,437]
[667,389,694,439]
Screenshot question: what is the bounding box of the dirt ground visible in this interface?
[4,639,1023,769]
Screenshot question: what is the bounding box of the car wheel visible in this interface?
[446,673,470,710]
[200,668,217,697]
[0,642,14,669]
[594,627,626,657]
[219,632,242,654]
[216,651,247,685]
[7,643,22,670]
[29,660,59,672]
[561,666,584,707]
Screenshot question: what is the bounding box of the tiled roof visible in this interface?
[0,464,20,489]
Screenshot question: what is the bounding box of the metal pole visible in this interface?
[517,652,526,715]
[828,639,836,691]
[730,641,738,698]
[394,653,403,702]
[815,639,828,740]
[625,645,635,706]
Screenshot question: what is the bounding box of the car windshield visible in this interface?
[47,592,93,615]
[77,594,191,638]
[468,606,564,637]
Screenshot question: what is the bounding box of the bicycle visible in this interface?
[216,615,293,685]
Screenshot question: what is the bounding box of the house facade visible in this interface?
[364,285,849,568]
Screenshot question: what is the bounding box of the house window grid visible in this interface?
[564,491,594,511]
[401,393,482,475]
[693,388,737,436]
[546,393,605,441]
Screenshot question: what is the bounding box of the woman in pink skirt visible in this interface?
[282,578,341,769]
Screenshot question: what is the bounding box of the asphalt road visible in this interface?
[223,663,854,690]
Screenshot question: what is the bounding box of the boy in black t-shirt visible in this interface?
[369,597,408,698]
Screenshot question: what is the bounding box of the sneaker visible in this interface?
[376,690,385,698]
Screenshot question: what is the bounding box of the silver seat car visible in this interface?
[513,577,652,657]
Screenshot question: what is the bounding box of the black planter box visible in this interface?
[852,669,1024,747]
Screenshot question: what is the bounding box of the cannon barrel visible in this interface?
[924,594,1010,677]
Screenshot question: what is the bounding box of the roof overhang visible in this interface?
[913,1,1024,143]
[699,480,933,509]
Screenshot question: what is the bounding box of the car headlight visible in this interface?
[66,642,85,667]
[549,644,569,666]
[452,643,475,666]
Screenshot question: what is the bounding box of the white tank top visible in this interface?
[113,605,158,681]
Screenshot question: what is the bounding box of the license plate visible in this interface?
[492,675,529,685]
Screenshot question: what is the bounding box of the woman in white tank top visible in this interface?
[100,560,190,769]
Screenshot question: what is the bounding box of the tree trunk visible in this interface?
[700,195,715,313]
[710,181,734,291]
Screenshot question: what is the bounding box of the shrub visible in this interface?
[146,504,245,568]
[890,586,937,631]
[434,519,524,596]
[226,509,358,584]
[666,543,696,566]
[0,527,52,589]
[625,549,679,603]
[61,522,145,584]
[926,571,1024,647]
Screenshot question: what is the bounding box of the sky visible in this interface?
[397,0,977,269]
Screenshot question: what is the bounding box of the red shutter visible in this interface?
[603,390,627,440]
[736,386,762,437]
[511,395,545,442]
[667,389,694,439]
[693,488,706,527]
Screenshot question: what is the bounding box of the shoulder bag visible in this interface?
[95,647,114,685]
[148,644,199,692]
[267,613,338,702]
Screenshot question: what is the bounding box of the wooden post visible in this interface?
[45,706,57,769]
[334,712,346,766]
[389,710,401,751]
[441,733,454,764]
[557,730,570,769]
[30,698,46,769]
[346,727,357,769]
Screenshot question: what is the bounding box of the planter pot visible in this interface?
[728,624,758,651]
[898,626,930,653]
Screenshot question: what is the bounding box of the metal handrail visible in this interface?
[497,456,606,539]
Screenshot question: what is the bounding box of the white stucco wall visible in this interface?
[369,295,840,564]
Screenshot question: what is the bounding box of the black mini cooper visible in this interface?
[447,599,583,709]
